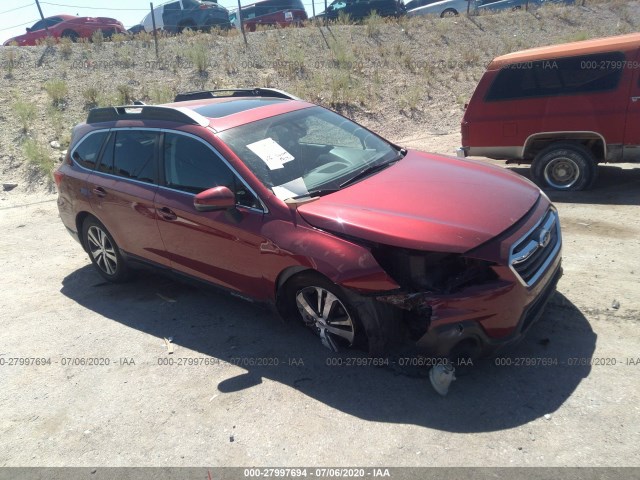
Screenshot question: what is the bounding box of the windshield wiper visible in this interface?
[339,156,402,189]
[290,188,340,200]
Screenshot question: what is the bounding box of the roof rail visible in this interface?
[86,105,209,127]
[173,88,300,103]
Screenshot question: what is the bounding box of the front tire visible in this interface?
[82,218,129,282]
[282,272,402,355]
[286,273,364,352]
[531,143,597,191]
[441,8,457,17]
[177,22,196,34]
[61,30,79,42]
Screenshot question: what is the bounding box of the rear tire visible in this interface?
[177,21,196,34]
[82,218,130,283]
[531,143,597,191]
[441,8,457,17]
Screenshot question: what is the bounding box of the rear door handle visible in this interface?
[92,186,107,197]
[158,207,177,221]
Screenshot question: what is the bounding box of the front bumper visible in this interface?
[415,261,562,358]
[376,251,563,359]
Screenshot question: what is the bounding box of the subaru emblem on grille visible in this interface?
[538,228,551,248]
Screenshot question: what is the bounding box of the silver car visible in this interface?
[407,0,573,17]
[407,0,470,17]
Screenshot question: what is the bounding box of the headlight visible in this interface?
[371,246,498,294]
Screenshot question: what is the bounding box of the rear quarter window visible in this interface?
[72,131,109,170]
[486,51,627,101]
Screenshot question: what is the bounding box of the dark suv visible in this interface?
[55,88,562,369]
[316,0,406,21]
[129,0,230,34]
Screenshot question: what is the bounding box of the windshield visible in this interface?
[31,17,63,31]
[218,107,400,200]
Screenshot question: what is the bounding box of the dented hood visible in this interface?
[296,151,540,253]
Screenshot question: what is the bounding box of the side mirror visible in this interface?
[26,28,32,33]
[194,186,236,212]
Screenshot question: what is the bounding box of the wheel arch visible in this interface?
[274,266,404,356]
[61,29,79,39]
[75,211,94,251]
[523,131,607,163]
[274,267,327,318]
[440,8,458,17]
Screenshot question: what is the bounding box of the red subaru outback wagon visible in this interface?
[55,88,562,360]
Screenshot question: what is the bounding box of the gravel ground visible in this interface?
[1,1,639,470]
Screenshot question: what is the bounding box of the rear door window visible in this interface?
[97,130,159,184]
[486,52,626,101]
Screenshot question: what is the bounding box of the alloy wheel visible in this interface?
[295,286,356,351]
[87,225,118,276]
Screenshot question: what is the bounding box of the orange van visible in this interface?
[458,33,640,190]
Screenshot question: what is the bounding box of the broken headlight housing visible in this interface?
[371,246,498,294]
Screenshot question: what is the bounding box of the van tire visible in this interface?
[531,143,597,191]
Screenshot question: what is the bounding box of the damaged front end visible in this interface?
[372,245,499,335]
[368,243,560,361]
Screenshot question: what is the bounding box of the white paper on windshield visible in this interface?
[272,177,309,200]
[247,138,294,170]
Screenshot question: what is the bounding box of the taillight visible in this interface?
[53,169,63,187]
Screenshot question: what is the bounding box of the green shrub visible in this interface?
[83,87,100,108]
[59,37,73,58]
[364,11,384,38]
[44,79,68,106]
[13,99,36,133]
[116,84,134,105]
[91,29,104,47]
[47,105,66,141]
[186,41,210,74]
[150,86,175,104]
[23,138,54,175]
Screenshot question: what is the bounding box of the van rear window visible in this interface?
[486,52,626,101]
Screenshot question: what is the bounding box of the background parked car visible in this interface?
[458,32,640,191]
[229,0,307,31]
[129,0,230,34]
[407,0,573,17]
[3,15,126,46]
[315,0,406,22]
[404,0,442,12]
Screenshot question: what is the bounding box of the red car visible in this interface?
[3,15,126,46]
[229,0,307,31]
[55,88,562,365]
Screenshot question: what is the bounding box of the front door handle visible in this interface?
[92,186,107,197]
[158,207,177,221]
[632,96,640,102]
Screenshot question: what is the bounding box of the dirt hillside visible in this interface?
[0,0,638,198]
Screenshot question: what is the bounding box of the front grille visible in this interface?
[509,208,561,287]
